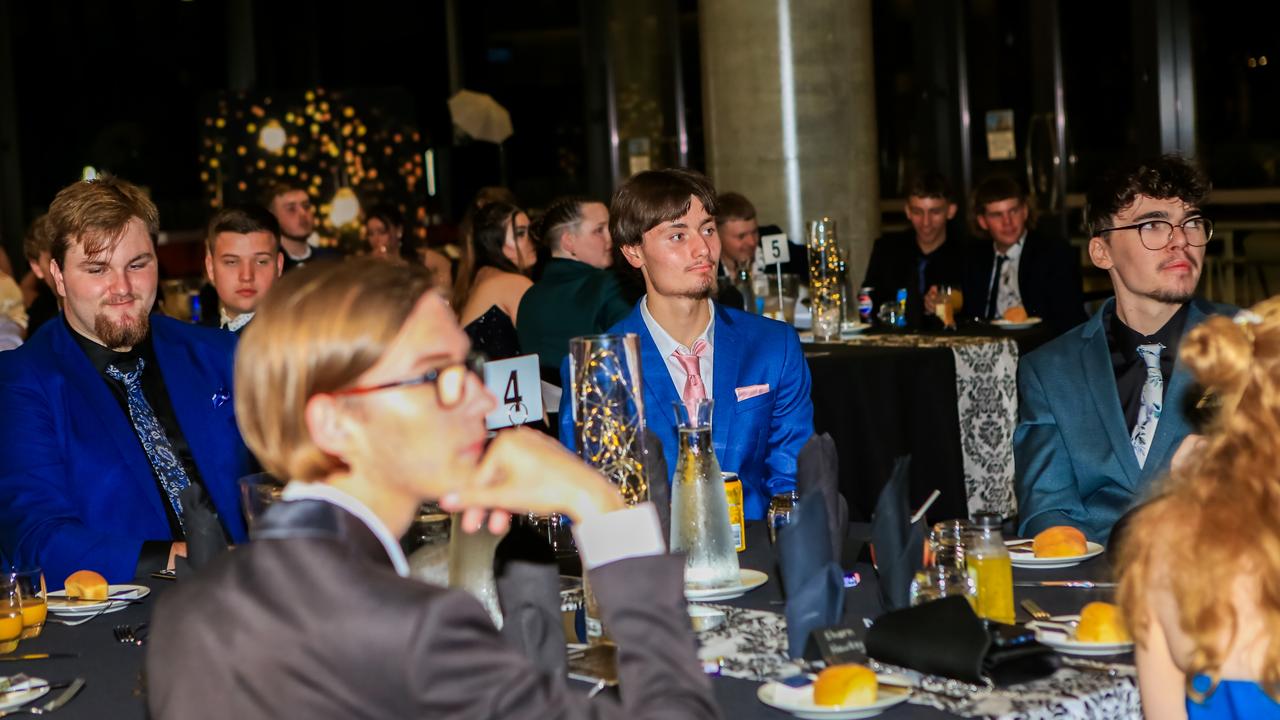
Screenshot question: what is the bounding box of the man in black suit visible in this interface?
[861,171,968,327]
[963,176,1087,335]
[146,258,717,720]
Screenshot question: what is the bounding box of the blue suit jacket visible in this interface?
[0,315,250,583]
[560,302,814,520]
[1014,297,1233,543]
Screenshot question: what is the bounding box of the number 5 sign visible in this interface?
[760,232,790,265]
[483,354,544,429]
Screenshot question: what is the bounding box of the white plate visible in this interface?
[1028,615,1135,657]
[757,680,912,719]
[840,322,871,336]
[46,584,150,617]
[0,677,51,711]
[1009,542,1105,569]
[990,317,1043,330]
[684,569,768,601]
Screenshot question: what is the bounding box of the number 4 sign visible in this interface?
[483,354,544,429]
[761,232,790,265]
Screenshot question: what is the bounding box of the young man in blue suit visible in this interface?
[1015,156,1231,543]
[560,168,814,520]
[0,176,251,583]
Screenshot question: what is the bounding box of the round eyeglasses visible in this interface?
[1098,217,1214,251]
[329,353,486,409]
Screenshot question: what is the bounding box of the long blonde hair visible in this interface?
[1118,297,1280,702]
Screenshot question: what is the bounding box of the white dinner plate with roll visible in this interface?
[1008,542,1105,569]
[46,584,150,617]
[757,679,911,719]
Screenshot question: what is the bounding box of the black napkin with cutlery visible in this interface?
[495,527,567,677]
[796,433,849,565]
[778,491,845,659]
[868,456,924,612]
[178,483,230,572]
[642,428,671,542]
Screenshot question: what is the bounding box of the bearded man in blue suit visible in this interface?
[0,176,250,583]
[560,168,813,520]
[1016,156,1233,543]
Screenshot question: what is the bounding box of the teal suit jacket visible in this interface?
[1014,297,1233,543]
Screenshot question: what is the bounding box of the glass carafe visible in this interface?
[669,399,740,589]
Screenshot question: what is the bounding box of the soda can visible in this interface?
[722,472,746,552]
[857,287,874,322]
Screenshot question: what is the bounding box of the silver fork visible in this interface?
[112,623,147,646]
[1021,599,1052,622]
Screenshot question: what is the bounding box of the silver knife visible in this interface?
[0,653,78,662]
[34,677,84,713]
[1014,580,1117,589]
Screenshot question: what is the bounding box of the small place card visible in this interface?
[482,354,543,429]
[811,624,870,667]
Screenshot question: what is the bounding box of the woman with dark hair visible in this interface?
[365,203,456,297]
[453,201,533,359]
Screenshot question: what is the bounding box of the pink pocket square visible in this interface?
[735,384,770,401]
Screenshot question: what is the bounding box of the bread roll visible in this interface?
[64,570,108,600]
[1032,526,1088,558]
[1003,306,1029,323]
[1075,602,1131,644]
[813,664,878,707]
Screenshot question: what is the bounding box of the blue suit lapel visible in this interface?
[1080,304,1142,489]
[710,304,739,457]
[50,321,171,528]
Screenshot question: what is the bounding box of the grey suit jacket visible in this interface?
[146,499,719,720]
[1014,297,1234,543]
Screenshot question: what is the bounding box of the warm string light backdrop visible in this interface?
[197,87,432,252]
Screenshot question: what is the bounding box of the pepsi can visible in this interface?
[857,287,874,322]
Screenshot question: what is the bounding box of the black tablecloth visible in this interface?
[3,522,1122,720]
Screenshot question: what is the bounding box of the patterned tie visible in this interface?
[672,339,708,414]
[1130,343,1165,468]
[106,358,191,531]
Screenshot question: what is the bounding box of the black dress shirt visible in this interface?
[66,319,215,571]
[1106,303,1190,433]
[861,228,968,327]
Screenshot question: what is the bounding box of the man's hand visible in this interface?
[923,285,940,315]
[439,427,625,528]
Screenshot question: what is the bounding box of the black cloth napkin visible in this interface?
[796,433,849,565]
[495,527,567,677]
[178,482,230,572]
[869,455,924,612]
[779,492,845,659]
[865,595,990,684]
[643,428,671,543]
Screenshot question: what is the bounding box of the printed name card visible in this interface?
[811,625,869,666]
[483,354,543,430]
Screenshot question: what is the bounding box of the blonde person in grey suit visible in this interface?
[145,258,717,720]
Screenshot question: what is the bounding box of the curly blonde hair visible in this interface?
[1117,297,1280,703]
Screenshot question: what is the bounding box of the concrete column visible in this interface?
[700,0,879,279]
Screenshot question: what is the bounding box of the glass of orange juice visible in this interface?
[14,569,46,639]
[0,575,21,654]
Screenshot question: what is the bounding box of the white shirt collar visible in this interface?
[639,296,715,357]
[281,481,411,578]
[995,231,1027,260]
[220,308,253,333]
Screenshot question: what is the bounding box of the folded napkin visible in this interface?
[796,433,849,565]
[868,456,924,612]
[865,595,990,683]
[179,482,230,572]
[779,491,845,659]
[642,428,671,542]
[495,527,566,677]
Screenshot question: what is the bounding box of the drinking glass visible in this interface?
[910,564,974,608]
[767,490,799,544]
[239,472,285,535]
[402,503,452,586]
[13,569,46,640]
[926,519,971,568]
[0,575,21,654]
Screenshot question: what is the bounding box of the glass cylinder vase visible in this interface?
[807,217,844,341]
[567,334,649,505]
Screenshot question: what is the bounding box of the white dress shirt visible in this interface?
[639,295,715,402]
[283,482,666,575]
[989,232,1026,315]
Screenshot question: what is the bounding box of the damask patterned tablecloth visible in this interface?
[835,334,1021,518]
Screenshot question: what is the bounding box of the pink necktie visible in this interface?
[673,339,708,409]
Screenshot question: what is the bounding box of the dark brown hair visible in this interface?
[48,175,159,268]
[1085,155,1210,237]
[532,196,593,252]
[715,192,756,225]
[450,201,525,309]
[22,214,53,262]
[609,168,719,247]
[205,205,281,254]
[903,171,954,202]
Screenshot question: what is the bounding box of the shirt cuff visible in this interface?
[573,502,666,570]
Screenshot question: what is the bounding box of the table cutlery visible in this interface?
[1014,581,1116,589]
[0,655,77,663]
[1021,599,1052,622]
[0,677,84,716]
[112,624,148,646]
[0,683,71,698]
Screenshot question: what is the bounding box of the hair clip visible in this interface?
[1234,309,1263,326]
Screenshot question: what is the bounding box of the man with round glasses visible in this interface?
[1014,155,1234,544]
[146,258,717,719]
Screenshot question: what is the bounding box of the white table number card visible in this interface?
[483,353,544,429]
[760,232,790,266]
